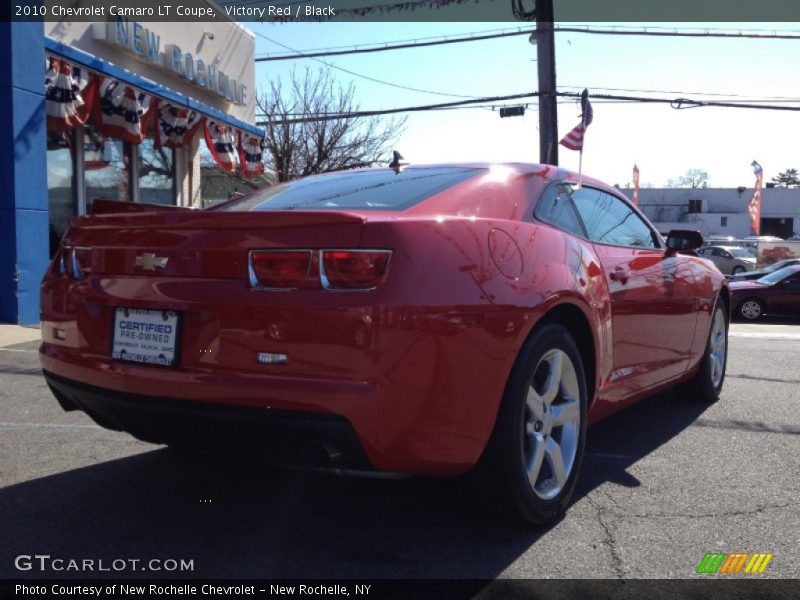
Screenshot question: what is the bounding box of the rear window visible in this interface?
[214,167,484,212]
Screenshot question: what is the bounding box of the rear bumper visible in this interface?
[44,371,373,470]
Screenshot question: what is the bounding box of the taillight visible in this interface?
[249,250,312,288]
[320,250,392,290]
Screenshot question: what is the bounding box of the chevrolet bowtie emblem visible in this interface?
[134,253,169,271]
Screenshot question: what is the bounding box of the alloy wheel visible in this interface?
[709,306,727,388]
[740,299,762,320]
[523,349,581,500]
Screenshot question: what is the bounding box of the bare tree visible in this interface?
[667,168,710,189]
[257,67,406,182]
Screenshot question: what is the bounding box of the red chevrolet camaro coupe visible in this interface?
[40,163,729,524]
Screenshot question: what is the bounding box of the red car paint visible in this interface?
[40,163,727,474]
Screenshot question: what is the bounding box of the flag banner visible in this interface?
[204,120,238,172]
[239,132,266,178]
[749,161,763,236]
[559,123,586,151]
[154,101,203,149]
[560,88,593,152]
[45,57,97,132]
[632,164,640,206]
[93,77,154,144]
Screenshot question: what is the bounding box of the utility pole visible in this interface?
[535,0,558,165]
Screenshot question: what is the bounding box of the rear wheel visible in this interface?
[479,323,588,525]
[732,265,746,275]
[681,299,728,402]
[738,298,764,321]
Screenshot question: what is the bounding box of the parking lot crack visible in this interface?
[586,495,625,578]
[601,501,800,521]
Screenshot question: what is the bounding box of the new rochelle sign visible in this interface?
[92,19,247,106]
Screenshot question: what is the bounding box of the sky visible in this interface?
[249,20,800,188]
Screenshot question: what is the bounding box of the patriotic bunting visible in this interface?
[239,132,266,178]
[45,57,97,131]
[749,161,763,236]
[45,57,263,176]
[93,77,154,144]
[204,120,238,172]
[154,101,203,149]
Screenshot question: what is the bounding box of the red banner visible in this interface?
[749,161,763,236]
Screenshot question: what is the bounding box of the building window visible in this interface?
[83,123,131,211]
[137,135,175,205]
[720,216,728,227]
[47,130,76,257]
[688,199,702,214]
[199,144,272,207]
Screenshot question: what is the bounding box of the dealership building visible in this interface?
[1,14,264,325]
[621,187,800,240]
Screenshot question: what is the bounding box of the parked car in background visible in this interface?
[740,235,783,252]
[702,235,740,247]
[39,163,730,525]
[730,258,800,282]
[696,245,757,275]
[730,265,800,320]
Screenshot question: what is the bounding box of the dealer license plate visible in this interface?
[111,308,180,366]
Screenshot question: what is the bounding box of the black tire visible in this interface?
[731,265,746,275]
[737,297,764,321]
[680,299,728,403]
[477,322,588,525]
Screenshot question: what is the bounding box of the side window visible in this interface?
[571,188,659,248]
[534,184,586,238]
[784,274,800,288]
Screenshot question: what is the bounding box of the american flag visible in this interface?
[749,161,763,236]
[632,164,640,206]
[560,89,593,151]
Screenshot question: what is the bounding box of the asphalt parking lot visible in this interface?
[0,320,798,580]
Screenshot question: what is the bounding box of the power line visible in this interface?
[256,92,542,125]
[255,25,531,58]
[256,90,800,125]
[549,25,800,41]
[253,31,484,99]
[255,27,534,61]
[557,91,800,112]
[253,23,800,63]
[559,84,800,103]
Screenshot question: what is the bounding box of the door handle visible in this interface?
[609,267,629,284]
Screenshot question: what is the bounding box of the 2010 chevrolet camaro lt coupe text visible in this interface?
[40,163,729,524]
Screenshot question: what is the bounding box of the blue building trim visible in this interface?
[44,37,264,138]
[0,21,49,326]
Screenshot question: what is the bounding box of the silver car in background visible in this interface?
[696,245,757,275]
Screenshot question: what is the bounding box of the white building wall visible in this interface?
[622,188,800,238]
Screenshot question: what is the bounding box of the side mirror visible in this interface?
[666,229,704,254]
